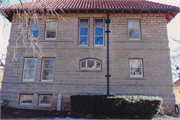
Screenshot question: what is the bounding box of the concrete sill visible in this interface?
[127,77,146,80]
[78,69,104,72]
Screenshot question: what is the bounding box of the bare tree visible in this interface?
[0,0,66,61]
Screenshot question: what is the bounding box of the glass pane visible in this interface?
[39,95,51,104]
[20,95,32,103]
[25,59,36,68]
[46,30,56,38]
[95,19,103,25]
[80,28,88,35]
[130,60,141,68]
[79,37,88,45]
[43,59,54,69]
[129,30,140,39]
[42,70,53,80]
[46,21,57,29]
[128,21,139,30]
[95,37,103,45]
[131,68,142,76]
[30,22,40,30]
[81,61,86,68]
[95,28,103,35]
[29,30,39,38]
[95,61,101,68]
[87,60,95,68]
[80,19,88,25]
[23,69,35,80]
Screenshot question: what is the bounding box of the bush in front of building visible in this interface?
[71,95,163,119]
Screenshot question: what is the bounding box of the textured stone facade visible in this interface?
[1,13,175,113]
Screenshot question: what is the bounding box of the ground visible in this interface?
[1,107,180,119]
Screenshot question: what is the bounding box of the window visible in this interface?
[39,95,52,106]
[23,58,37,81]
[45,21,57,39]
[20,94,33,105]
[80,59,101,69]
[94,19,104,46]
[29,22,40,38]
[128,20,140,40]
[129,59,143,77]
[41,58,54,81]
[79,19,89,45]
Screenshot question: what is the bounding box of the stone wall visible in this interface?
[1,13,175,113]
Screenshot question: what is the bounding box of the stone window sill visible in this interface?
[78,69,104,72]
[127,77,146,80]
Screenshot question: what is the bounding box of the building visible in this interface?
[174,80,180,104]
[1,0,179,113]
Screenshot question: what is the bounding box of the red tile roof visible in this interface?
[174,80,180,86]
[1,0,179,22]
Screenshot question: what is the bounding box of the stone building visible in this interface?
[1,0,179,113]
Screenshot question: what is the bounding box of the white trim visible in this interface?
[45,20,58,40]
[22,58,37,81]
[128,19,141,40]
[129,59,143,77]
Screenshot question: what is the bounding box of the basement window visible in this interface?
[128,20,141,40]
[39,95,52,106]
[19,94,33,105]
[80,59,101,69]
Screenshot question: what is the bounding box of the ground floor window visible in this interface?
[19,94,33,105]
[39,95,52,106]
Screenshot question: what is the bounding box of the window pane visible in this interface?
[96,61,101,68]
[131,68,142,76]
[128,21,139,30]
[79,37,88,45]
[43,59,54,69]
[29,30,39,38]
[95,28,103,35]
[95,37,103,45]
[128,20,140,39]
[39,95,51,104]
[23,69,35,80]
[46,21,57,29]
[80,28,88,35]
[46,30,56,38]
[80,19,88,25]
[30,22,40,30]
[20,95,32,104]
[87,60,95,68]
[25,59,36,68]
[130,60,141,68]
[81,61,86,68]
[42,70,53,80]
[95,19,103,25]
[129,30,140,39]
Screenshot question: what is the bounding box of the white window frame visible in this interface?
[80,59,101,70]
[38,95,52,106]
[41,58,55,82]
[28,21,41,39]
[45,20,58,40]
[19,94,33,105]
[128,19,141,40]
[94,18,104,46]
[79,18,89,46]
[22,58,37,81]
[129,59,143,78]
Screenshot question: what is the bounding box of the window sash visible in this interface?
[39,95,52,106]
[128,20,140,40]
[129,59,143,77]
[29,22,40,39]
[94,19,104,46]
[45,21,57,40]
[41,58,54,81]
[80,59,101,69]
[20,94,33,105]
[23,58,36,81]
[79,27,89,45]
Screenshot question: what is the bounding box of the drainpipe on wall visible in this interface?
[105,11,111,96]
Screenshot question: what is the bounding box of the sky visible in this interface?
[0,0,180,80]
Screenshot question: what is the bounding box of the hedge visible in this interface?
[71,95,163,119]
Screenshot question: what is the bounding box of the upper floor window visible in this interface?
[128,20,141,40]
[79,19,89,46]
[23,58,37,81]
[29,22,40,39]
[80,59,101,69]
[45,21,57,40]
[129,59,143,77]
[41,58,55,81]
[94,19,104,46]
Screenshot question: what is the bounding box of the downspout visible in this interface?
[105,11,111,96]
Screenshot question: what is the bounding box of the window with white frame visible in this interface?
[128,20,141,40]
[29,21,40,38]
[45,21,57,39]
[20,94,33,105]
[129,59,143,77]
[80,59,101,69]
[94,19,104,46]
[23,58,37,81]
[39,95,52,106]
[79,19,89,45]
[41,58,54,81]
